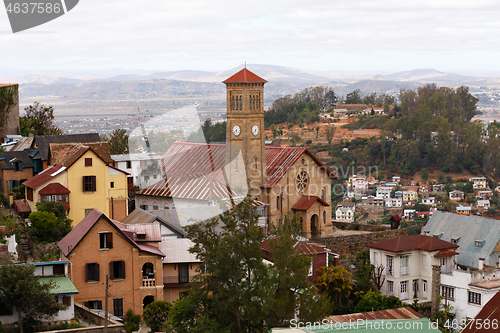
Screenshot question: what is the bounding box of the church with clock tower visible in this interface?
[140,68,336,238]
[223,68,336,237]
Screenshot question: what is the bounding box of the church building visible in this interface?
[136,68,336,237]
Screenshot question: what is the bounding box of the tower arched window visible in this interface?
[232,95,235,110]
[276,195,280,210]
[323,211,326,224]
[321,189,325,201]
[239,95,243,110]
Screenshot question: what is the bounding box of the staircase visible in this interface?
[19,223,34,263]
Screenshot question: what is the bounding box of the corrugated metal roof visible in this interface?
[112,153,163,162]
[222,68,267,83]
[14,199,30,213]
[39,183,70,194]
[462,290,500,333]
[150,207,222,228]
[325,307,423,323]
[160,238,201,263]
[23,165,65,189]
[114,220,161,242]
[33,133,101,161]
[39,276,78,295]
[58,208,164,257]
[292,196,330,211]
[368,234,458,253]
[121,209,187,237]
[423,211,500,269]
[10,137,34,151]
[262,239,331,256]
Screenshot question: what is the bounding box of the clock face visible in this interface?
[233,125,241,136]
[252,125,259,136]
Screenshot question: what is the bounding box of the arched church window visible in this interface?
[239,95,242,110]
[296,171,309,191]
[323,211,326,224]
[232,95,235,110]
[321,189,325,201]
[276,195,280,210]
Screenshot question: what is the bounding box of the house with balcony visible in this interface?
[348,176,368,192]
[368,235,458,304]
[476,200,491,213]
[111,153,164,190]
[402,190,417,203]
[335,202,355,222]
[376,186,392,199]
[0,261,78,329]
[421,194,436,206]
[469,177,487,190]
[476,190,493,199]
[449,190,464,201]
[57,208,164,316]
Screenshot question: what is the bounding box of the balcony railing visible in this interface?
[163,276,195,284]
[143,278,155,287]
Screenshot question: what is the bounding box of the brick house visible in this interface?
[0,151,34,195]
[57,209,164,315]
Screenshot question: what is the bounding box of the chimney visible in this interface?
[431,265,441,315]
[479,258,485,270]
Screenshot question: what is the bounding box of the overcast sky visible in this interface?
[1,0,500,74]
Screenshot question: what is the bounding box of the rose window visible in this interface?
[296,171,309,191]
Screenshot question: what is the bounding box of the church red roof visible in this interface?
[292,196,330,211]
[222,68,267,83]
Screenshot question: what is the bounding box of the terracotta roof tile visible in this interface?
[14,199,30,213]
[367,234,458,253]
[292,195,330,211]
[39,183,70,194]
[49,142,113,167]
[34,133,102,161]
[222,68,267,83]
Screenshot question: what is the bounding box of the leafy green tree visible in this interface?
[353,290,403,313]
[270,124,277,139]
[28,211,58,242]
[420,168,429,181]
[167,197,329,332]
[287,123,293,140]
[316,265,353,314]
[354,249,374,292]
[345,89,363,104]
[315,126,320,138]
[325,124,335,155]
[0,265,66,333]
[10,185,25,200]
[143,301,171,332]
[124,309,140,333]
[290,133,302,146]
[20,102,63,136]
[102,129,129,155]
[31,202,72,242]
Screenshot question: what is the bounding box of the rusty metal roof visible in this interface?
[222,68,267,83]
[114,220,161,242]
[291,196,330,211]
[262,239,331,256]
[39,183,70,194]
[324,307,423,324]
[14,199,30,214]
[367,234,458,253]
[434,249,460,258]
[11,137,34,151]
[121,209,187,237]
[49,142,113,167]
[23,165,66,189]
[160,238,201,264]
[58,208,164,257]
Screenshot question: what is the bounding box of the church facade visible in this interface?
[223,68,335,237]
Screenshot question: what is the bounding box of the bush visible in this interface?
[142,301,171,332]
[28,202,72,243]
[124,309,140,333]
[306,139,313,144]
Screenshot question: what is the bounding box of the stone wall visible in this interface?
[332,221,390,232]
[0,244,11,263]
[314,228,407,259]
[0,84,20,138]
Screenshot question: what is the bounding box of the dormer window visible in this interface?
[475,240,485,248]
[137,233,146,240]
[451,237,460,244]
[13,160,23,172]
[433,232,443,239]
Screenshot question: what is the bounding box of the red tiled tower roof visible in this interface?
[222,68,267,83]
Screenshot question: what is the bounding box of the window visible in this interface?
[441,286,455,301]
[100,232,113,249]
[13,160,23,172]
[84,300,102,310]
[27,187,33,201]
[62,296,71,306]
[153,205,158,210]
[475,240,484,247]
[85,209,93,216]
[386,255,394,276]
[178,263,189,283]
[140,204,148,211]
[86,263,100,282]
[296,171,309,191]
[110,181,115,188]
[109,260,125,280]
[323,211,326,224]
[422,254,427,269]
[126,161,131,169]
[83,176,96,192]
[374,252,379,266]
[113,298,124,316]
[9,180,18,189]
[423,280,428,298]
[276,196,280,210]
[440,257,447,267]
[144,176,150,181]
[387,281,394,295]
[400,280,408,299]
[468,291,481,305]
[321,189,325,201]
[153,175,157,179]
[400,255,409,275]
[85,158,92,167]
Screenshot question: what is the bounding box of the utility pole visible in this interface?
[105,274,109,333]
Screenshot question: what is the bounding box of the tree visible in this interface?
[420,168,429,181]
[316,265,353,314]
[20,102,63,136]
[29,202,72,243]
[315,126,320,138]
[0,265,66,333]
[290,133,302,146]
[345,89,363,104]
[167,197,330,332]
[102,129,129,155]
[270,124,278,139]
[143,301,171,332]
[325,124,335,155]
[354,249,374,292]
[287,123,293,140]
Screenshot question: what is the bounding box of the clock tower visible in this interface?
[223,68,267,198]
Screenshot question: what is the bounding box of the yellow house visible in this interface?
[23,144,128,226]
